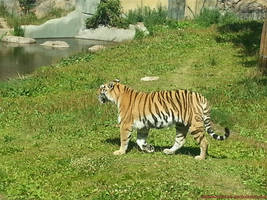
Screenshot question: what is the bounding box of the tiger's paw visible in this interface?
[163,148,175,155]
[163,149,175,155]
[113,150,126,155]
[142,144,155,153]
[194,155,205,160]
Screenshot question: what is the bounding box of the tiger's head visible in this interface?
[98,79,120,104]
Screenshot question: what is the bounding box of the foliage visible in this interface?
[86,0,128,29]
[18,0,36,14]
[0,20,266,199]
[0,3,9,18]
[195,8,238,27]
[126,6,168,34]
[217,20,263,55]
[12,21,24,36]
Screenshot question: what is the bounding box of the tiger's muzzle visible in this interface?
[98,93,108,104]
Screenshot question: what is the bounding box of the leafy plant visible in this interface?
[13,21,24,36]
[195,8,221,27]
[195,8,239,27]
[86,0,128,29]
[126,6,168,34]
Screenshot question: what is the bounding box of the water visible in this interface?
[0,38,109,81]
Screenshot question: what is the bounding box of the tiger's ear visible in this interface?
[114,79,120,83]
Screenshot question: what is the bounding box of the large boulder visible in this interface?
[76,23,149,42]
[1,36,36,44]
[76,26,136,42]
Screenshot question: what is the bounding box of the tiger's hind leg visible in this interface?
[163,124,188,155]
[137,128,154,153]
[189,122,208,160]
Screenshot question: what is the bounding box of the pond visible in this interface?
[0,38,110,81]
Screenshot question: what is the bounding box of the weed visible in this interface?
[13,21,24,36]
[126,6,168,34]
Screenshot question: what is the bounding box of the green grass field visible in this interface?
[0,21,266,199]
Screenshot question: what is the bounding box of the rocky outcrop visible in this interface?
[1,36,36,44]
[0,0,76,17]
[40,41,69,48]
[217,0,267,19]
[34,0,76,18]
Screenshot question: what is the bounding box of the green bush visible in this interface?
[126,6,168,35]
[195,8,239,27]
[13,21,24,36]
[195,8,221,27]
[86,0,128,29]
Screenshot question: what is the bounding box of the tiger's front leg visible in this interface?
[113,124,132,155]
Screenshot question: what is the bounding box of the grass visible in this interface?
[0,19,266,199]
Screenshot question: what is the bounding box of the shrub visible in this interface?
[13,21,24,36]
[126,6,168,35]
[195,8,239,27]
[86,0,128,29]
[195,8,221,27]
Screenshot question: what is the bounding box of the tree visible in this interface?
[18,0,36,14]
[259,19,267,75]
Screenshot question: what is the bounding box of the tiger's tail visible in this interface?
[202,103,230,141]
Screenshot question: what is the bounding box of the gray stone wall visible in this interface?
[168,0,267,20]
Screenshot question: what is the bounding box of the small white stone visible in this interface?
[88,45,106,52]
[40,41,69,48]
[140,76,159,81]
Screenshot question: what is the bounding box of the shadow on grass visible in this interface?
[105,138,227,159]
[216,20,263,57]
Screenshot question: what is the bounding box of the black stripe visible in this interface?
[154,103,161,118]
[174,91,183,121]
[151,92,156,102]
[191,129,202,135]
[161,111,168,123]
[138,93,145,121]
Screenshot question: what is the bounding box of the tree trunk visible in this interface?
[259,19,267,75]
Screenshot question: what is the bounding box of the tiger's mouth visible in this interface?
[98,94,108,104]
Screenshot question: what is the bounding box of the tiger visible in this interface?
[98,79,230,160]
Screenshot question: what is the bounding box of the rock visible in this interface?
[88,45,106,52]
[40,41,69,48]
[76,26,135,42]
[1,36,36,44]
[34,0,76,19]
[140,76,159,81]
[129,22,149,36]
